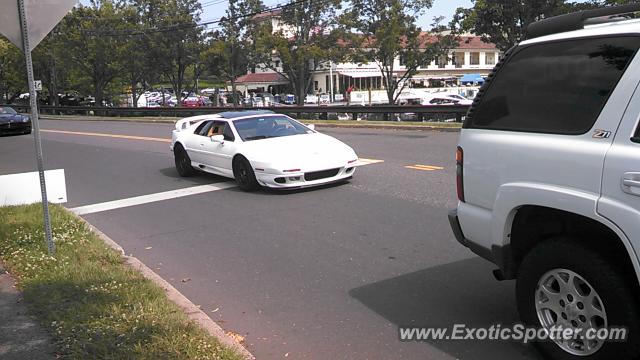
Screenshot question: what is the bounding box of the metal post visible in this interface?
[18,0,55,255]
[329,60,334,102]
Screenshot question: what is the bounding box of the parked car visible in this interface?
[449,5,640,359]
[319,93,330,104]
[304,94,318,104]
[283,94,296,105]
[170,110,358,191]
[0,107,31,135]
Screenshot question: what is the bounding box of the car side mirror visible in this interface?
[307,124,315,131]
[211,134,224,143]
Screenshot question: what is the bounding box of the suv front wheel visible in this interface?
[516,238,640,360]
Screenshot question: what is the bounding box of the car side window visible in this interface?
[222,123,235,142]
[195,121,213,136]
[466,36,640,135]
[633,122,640,143]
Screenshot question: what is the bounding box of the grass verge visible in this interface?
[0,204,243,360]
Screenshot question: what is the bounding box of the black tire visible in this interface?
[174,143,195,177]
[233,156,260,192]
[516,238,640,360]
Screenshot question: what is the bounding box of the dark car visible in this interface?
[0,107,31,135]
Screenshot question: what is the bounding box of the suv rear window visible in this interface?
[466,36,640,134]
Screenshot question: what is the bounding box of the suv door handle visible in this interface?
[622,172,640,195]
[623,179,640,188]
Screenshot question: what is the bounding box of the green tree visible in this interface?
[119,3,160,107]
[59,0,129,106]
[133,0,203,105]
[451,0,569,51]
[342,0,457,104]
[33,25,69,106]
[202,0,265,106]
[449,0,637,52]
[255,0,347,105]
[0,37,26,103]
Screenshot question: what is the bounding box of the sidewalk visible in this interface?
[0,261,55,360]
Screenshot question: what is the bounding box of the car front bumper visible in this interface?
[0,122,31,135]
[255,166,356,189]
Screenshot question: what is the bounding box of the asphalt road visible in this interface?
[0,120,542,360]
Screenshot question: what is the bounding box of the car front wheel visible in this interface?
[516,238,640,360]
[174,144,195,177]
[233,156,260,192]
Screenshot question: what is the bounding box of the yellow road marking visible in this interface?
[405,164,444,171]
[41,129,171,143]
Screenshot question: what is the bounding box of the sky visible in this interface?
[80,0,474,30]
[198,0,474,29]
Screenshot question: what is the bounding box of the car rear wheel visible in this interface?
[174,144,195,177]
[233,156,260,192]
[516,238,640,360]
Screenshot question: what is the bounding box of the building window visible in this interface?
[314,81,319,91]
[485,53,495,65]
[399,54,406,67]
[436,55,447,69]
[470,52,480,65]
[275,60,280,68]
[453,52,464,68]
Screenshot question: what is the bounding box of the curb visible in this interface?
[73,215,255,360]
[39,115,461,131]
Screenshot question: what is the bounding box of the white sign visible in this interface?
[0,169,67,206]
[0,0,77,52]
[34,80,42,91]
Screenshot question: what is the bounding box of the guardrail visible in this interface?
[8,104,470,122]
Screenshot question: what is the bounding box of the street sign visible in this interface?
[34,80,42,91]
[0,0,76,255]
[0,0,77,52]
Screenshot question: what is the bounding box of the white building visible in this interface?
[234,11,500,101]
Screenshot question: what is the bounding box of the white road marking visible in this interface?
[69,182,236,215]
[355,158,384,166]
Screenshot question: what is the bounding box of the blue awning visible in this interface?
[460,74,485,84]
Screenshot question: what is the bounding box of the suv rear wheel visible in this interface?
[516,238,640,359]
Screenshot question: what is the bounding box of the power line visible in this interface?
[87,0,332,37]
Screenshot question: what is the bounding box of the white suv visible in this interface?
[449,5,640,360]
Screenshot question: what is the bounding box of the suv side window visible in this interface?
[467,36,640,134]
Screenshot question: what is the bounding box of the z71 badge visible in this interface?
[593,129,612,139]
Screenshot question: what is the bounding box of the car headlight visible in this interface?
[22,115,30,123]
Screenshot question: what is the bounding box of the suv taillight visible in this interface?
[456,146,465,202]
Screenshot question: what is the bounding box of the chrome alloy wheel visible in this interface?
[536,268,608,356]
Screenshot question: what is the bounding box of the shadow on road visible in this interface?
[349,257,542,360]
[158,167,228,185]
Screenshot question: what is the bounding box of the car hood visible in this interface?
[0,114,24,122]
[242,132,357,169]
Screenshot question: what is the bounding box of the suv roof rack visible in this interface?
[525,4,640,40]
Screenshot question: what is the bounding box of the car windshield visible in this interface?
[233,116,313,141]
[0,107,17,115]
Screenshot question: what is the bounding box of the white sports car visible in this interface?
[170,111,359,191]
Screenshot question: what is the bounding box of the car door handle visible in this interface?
[623,179,640,188]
